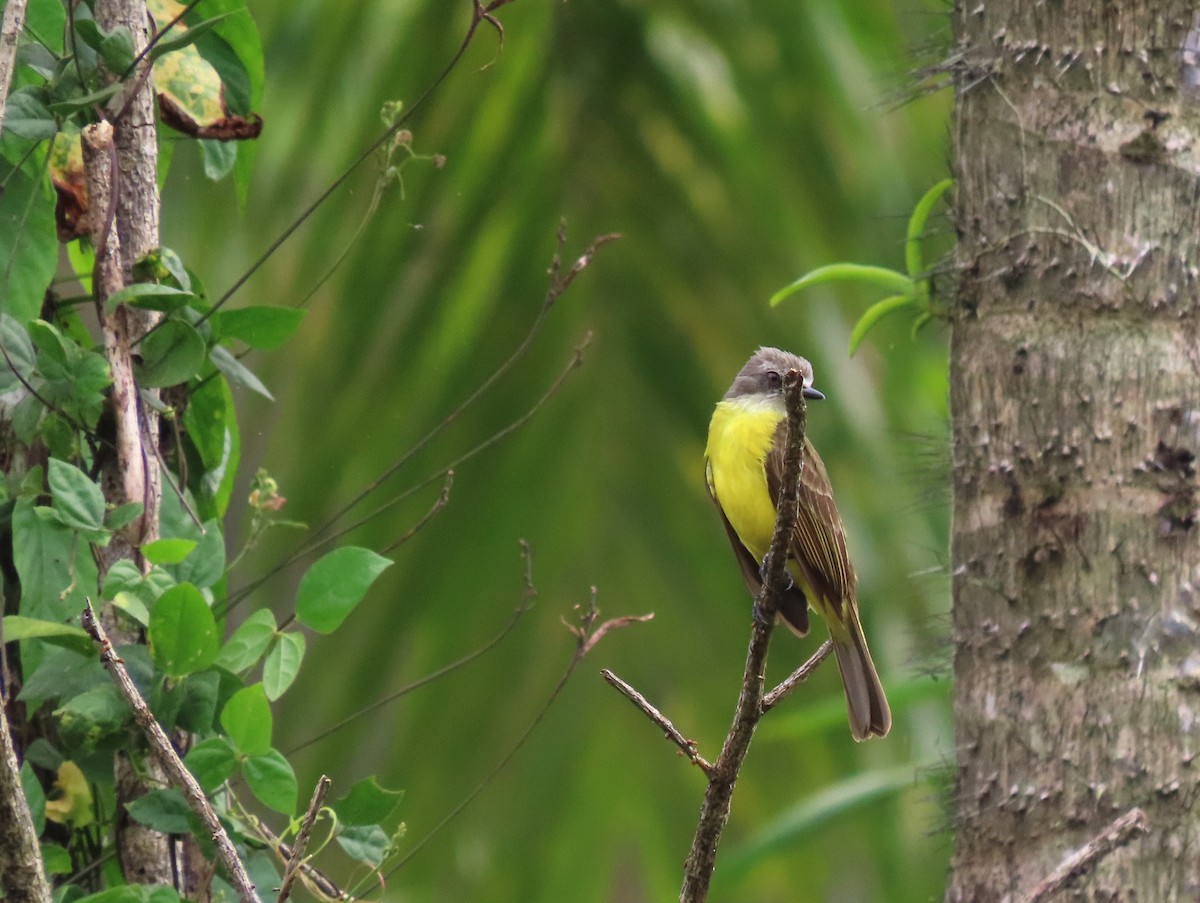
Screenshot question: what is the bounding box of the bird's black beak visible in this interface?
[803,386,825,400]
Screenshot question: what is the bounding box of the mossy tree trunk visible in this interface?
[948,1,1200,899]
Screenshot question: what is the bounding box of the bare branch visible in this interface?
[601,669,711,774]
[277,775,332,903]
[680,369,809,903]
[0,695,51,903]
[80,600,258,903]
[761,640,833,713]
[1022,808,1149,903]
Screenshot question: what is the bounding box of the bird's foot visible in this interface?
[758,552,794,591]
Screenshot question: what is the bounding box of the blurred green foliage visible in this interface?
[161,0,954,899]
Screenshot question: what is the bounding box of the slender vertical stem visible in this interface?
[679,372,808,902]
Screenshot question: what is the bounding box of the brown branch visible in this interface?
[0,695,51,903]
[80,600,258,903]
[679,369,809,903]
[253,818,349,902]
[277,775,332,903]
[761,639,833,713]
[81,122,159,554]
[1022,808,1149,903]
[0,0,29,135]
[601,669,711,774]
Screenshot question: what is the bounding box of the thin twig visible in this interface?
[679,370,809,903]
[80,600,258,903]
[188,0,521,327]
[285,600,534,756]
[380,470,452,554]
[223,333,593,617]
[254,817,349,901]
[1022,807,1149,903]
[601,669,711,774]
[306,229,618,547]
[378,564,649,883]
[761,640,834,713]
[277,775,332,903]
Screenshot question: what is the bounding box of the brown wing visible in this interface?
[764,421,856,623]
[706,459,810,635]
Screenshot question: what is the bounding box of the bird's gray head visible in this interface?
[723,346,825,404]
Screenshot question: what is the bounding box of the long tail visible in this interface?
[830,605,891,741]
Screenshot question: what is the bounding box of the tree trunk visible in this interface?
[948,1,1200,899]
[88,0,172,891]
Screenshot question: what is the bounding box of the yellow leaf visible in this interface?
[45,761,94,828]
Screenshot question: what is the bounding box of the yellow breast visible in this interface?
[704,399,782,562]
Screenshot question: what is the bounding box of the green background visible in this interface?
[163,1,953,899]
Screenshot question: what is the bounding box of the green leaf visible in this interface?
[110,591,151,627]
[243,748,297,814]
[45,84,122,116]
[295,547,392,634]
[2,88,58,140]
[76,885,183,903]
[172,520,225,588]
[141,538,198,565]
[0,314,36,393]
[137,320,206,387]
[199,139,237,181]
[905,178,954,279]
[175,670,221,733]
[24,0,66,55]
[208,344,273,400]
[35,338,111,430]
[11,496,91,622]
[106,502,145,531]
[183,736,237,792]
[262,631,305,701]
[333,776,405,827]
[55,685,129,749]
[220,683,272,755]
[214,306,305,350]
[148,12,236,60]
[769,264,915,307]
[42,843,71,875]
[47,458,106,533]
[183,373,233,470]
[847,293,920,356]
[126,787,193,835]
[1,615,91,654]
[0,154,57,323]
[214,608,275,672]
[18,647,101,712]
[105,282,196,313]
[21,761,46,833]
[910,310,934,340]
[149,583,219,677]
[336,824,391,867]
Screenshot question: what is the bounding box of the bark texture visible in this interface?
[0,700,50,903]
[949,1,1200,900]
[87,0,171,891]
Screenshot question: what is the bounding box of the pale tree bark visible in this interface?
[83,0,177,893]
[0,701,50,903]
[949,1,1200,900]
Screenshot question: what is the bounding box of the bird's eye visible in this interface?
[764,370,782,390]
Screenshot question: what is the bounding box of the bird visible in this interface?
[704,346,891,740]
